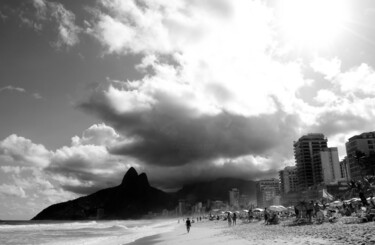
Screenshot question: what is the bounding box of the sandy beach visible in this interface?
[129,219,375,245]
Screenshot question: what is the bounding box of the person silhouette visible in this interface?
[186,218,191,233]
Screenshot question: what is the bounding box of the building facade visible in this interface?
[256,178,280,208]
[294,133,328,190]
[345,132,375,180]
[320,148,342,184]
[229,188,240,207]
[339,156,351,181]
[312,147,342,185]
[279,166,298,194]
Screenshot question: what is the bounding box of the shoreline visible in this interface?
[125,234,162,245]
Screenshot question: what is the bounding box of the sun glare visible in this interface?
[279,0,350,49]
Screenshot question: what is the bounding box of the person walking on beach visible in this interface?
[186,218,191,233]
[307,201,314,222]
[232,212,237,225]
[314,202,320,218]
[227,212,232,226]
[264,208,269,225]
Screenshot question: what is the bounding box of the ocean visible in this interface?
[0,219,177,245]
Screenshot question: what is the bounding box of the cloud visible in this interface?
[32,93,43,99]
[71,123,121,146]
[0,184,26,198]
[0,86,26,93]
[46,123,136,194]
[334,63,375,95]
[48,1,81,48]
[0,85,43,100]
[14,0,81,48]
[0,134,51,168]
[78,0,309,180]
[311,57,341,80]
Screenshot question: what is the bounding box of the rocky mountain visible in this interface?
[32,168,176,220]
[32,168,257,220]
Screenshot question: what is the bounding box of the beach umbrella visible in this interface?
[350,198,361,203]
[234,211,240,214]
[253,208,264,212]
[242,209,248,212]
[329,201,343,207]
[269,205,287,212]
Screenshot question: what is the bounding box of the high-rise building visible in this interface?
[340,156,350,181]
[345,132,375,180]
[313,147,342,185]
[229,188,240,207]
[293,133,328,190]
[256,179,280,208]
[279,166,298,194]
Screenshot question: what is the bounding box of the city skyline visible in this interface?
[2,0,375,219]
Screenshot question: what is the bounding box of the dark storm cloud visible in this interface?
[145,159,282,191]
[80,93,300,167]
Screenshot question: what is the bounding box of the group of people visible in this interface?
[294,197,375,224]
[226,212,237,226]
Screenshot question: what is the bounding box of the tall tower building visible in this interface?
[345,132,375,180]
[279,166,298,194]
[293,133,327,190]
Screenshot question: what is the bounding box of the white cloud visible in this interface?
[311,57,341,80]
[32,93,43,99]
[0,184,26,198]
[71,123,120,146]
[0,85,43,100]
[334,63,375,95]
[314,89,337,104]
[0,85,26,93]
[17,0,81,48]
[49,2,81,48]
[0,134,51,168]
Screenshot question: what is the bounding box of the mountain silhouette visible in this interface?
[32,169,257,220]
[32,168,175,220]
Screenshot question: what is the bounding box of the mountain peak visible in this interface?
[121,167,138,186]
[138,173,150,188]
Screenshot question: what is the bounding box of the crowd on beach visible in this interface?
[177,196,375,245]
[205,195,375,227]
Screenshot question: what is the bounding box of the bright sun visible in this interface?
[279,0,350,49]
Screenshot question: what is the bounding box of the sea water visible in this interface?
[0,219,177,245]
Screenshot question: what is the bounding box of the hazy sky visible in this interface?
[1,0,375,219]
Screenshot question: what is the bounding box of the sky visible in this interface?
[1,0,375,219]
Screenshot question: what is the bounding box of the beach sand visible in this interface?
[128,221,252,245]
[128,219,375,245]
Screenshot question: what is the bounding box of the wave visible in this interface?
[0,219,178,245]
